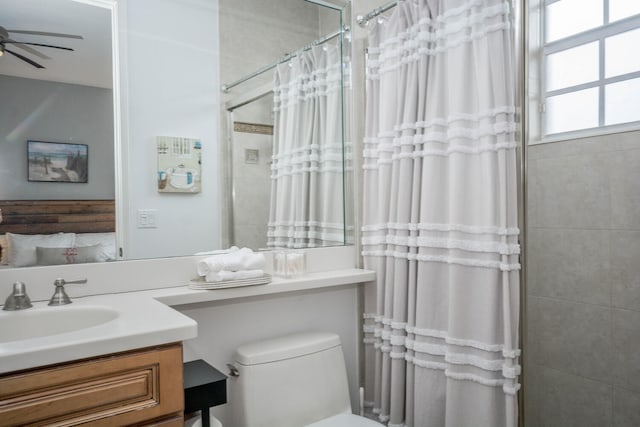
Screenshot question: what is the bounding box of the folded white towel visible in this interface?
[197,247,262,276]
[205,269,264,283]
[196,258,213,276]
[243,252,266,270]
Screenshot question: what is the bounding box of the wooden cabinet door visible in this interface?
[0,343,184,427]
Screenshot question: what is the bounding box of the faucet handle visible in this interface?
[49,278,87,306]
[12,281,29,297]
[3,281,33,311]
[53,278,88,287]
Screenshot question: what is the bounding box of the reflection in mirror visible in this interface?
[221,0,352,250]
[0,0,353,272]
[228,90,274,250]
[0,0,117,269]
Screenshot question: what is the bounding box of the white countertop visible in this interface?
[0,293,197,374]
[147,268,375,306]
[0,268,374,374]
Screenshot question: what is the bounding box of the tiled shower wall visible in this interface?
[526,129,640,426]
[230,98,273,250]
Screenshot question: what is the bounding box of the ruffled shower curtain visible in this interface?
[268,44,345,248]
[361,1,521,426]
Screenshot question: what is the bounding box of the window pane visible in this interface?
[546,0,603,42]
[605,78,640,125]
[610,0,640,22]
[546,88,599,134]
[605,28,640,78]
[546,42,599,91]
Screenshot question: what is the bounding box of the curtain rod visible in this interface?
[356,0,398,27]
[221,27,347,93]
[303,0,344,11]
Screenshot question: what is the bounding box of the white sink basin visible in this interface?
[0,293,197,375]
[0,306,119,343]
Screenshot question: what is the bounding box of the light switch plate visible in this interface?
[137,209,158,228]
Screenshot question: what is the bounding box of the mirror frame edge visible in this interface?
[73,0,127,259]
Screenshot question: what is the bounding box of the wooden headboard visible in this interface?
[0,200,115,235]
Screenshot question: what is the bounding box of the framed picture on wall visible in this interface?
[27,140,89,183]
[156,136,202,193]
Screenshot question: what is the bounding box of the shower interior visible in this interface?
[226,89,275,250]
[221,0,351,250]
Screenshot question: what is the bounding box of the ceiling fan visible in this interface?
[0,25,83,69]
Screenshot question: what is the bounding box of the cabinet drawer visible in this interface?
[0,343,183,427]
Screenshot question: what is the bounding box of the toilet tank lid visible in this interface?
[234,332,342,365]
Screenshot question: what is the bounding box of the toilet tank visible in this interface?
[230,332,352,427]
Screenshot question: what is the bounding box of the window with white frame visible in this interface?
[542,0,640,137]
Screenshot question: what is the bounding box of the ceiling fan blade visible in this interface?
[5,48,45,69]
[3,41,74,51]
[3,39,50,59]
[7,30,83,40]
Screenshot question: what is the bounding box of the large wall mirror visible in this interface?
[0,0,352,271]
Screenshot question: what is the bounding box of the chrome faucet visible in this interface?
[48,278,88,306]
[3,281,33,311]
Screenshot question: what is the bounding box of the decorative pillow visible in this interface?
[36,244,109,266]
[6,232,75,267]
[0,234,8,265]
[74,232,116,261]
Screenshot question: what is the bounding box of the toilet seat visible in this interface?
[305,413,384,427]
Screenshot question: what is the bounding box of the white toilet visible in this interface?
[228,332,382,427]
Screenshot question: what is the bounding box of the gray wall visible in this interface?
[0,75,114,200]
[526,129,640,427]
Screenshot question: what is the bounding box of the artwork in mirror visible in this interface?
[27,141,89,183]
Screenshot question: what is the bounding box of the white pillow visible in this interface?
[74,232,116,261]
[6,232,76,267]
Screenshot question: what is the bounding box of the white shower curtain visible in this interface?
[361,1,521,426]
[268,44,346,248]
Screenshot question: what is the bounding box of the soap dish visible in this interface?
[188,274,272,290]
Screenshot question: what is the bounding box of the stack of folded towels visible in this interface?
[196,247,266,282]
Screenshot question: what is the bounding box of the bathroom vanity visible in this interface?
[0,343,184,426]
[0,291,197,427]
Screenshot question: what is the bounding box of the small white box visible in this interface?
[273,249,305,278]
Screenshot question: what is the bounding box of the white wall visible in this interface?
[122,0,221,259]
[0,76,114,200]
